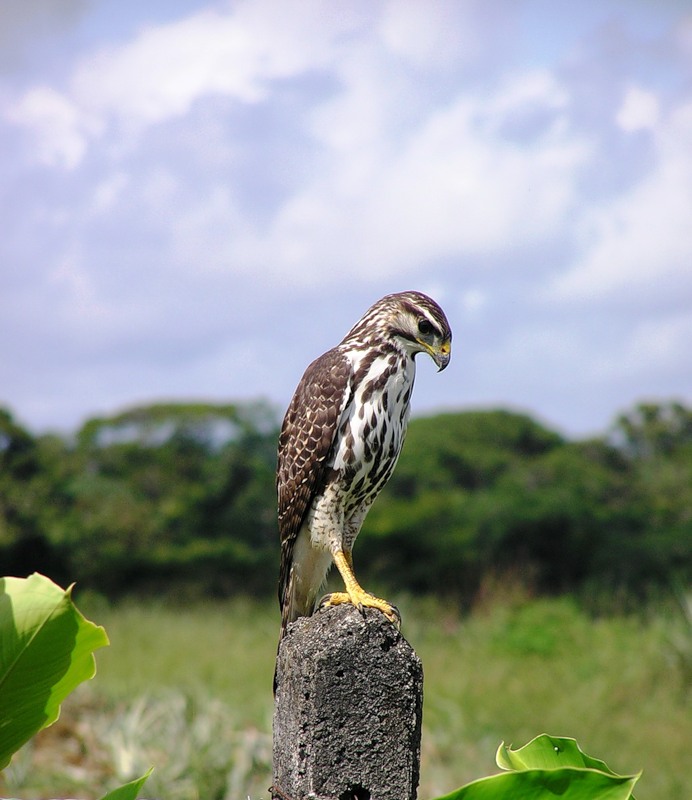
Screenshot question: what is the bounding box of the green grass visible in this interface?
[93,597,278,727]
[406,595,690,797]
[2,594,690,799]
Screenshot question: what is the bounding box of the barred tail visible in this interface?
[278,569,317,641]
[274,564,325,694]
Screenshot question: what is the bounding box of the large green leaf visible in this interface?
[98,768,153,800]
[496,734,638,800]
[0,572,109,769]
[432,735,640,800]
[433,767,639,800]
[497,734,619,773]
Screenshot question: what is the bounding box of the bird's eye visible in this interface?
[418,319,434,336]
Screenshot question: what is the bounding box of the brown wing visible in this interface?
[277,347,352,606]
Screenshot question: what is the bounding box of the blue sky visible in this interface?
[2,0,692,437]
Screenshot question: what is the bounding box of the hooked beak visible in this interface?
[432,339,451,372]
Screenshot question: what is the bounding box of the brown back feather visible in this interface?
[276,347,352,608]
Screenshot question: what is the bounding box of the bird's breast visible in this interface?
[330,350,415,505]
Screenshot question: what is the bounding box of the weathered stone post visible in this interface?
[272,603,423,800]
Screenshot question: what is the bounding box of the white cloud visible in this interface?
[483,69,569,122]
[379,0,478,67]
[615,85,660,132]
[459,288,487,318]
[6,0,350,167]
[547,100,692,304]
[593,312,692,382]
[39,18,587,289]
[366,84,584,256]
[73,9,264,126]
[6,85,94,168]
[263,70,589,281]
[6,3,588,285]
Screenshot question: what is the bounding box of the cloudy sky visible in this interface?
[2,0,692,438]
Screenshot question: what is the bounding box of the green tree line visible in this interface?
[0,400,690,602]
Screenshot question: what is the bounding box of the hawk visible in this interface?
[276,291,452,646]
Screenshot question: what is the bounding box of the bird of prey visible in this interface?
[276,291,451,643]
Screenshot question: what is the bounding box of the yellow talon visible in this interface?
[321,550,401,627]
[321,590,401,626]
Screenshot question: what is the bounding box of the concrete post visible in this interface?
[272,604,423,800]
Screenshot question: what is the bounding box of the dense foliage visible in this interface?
[0,400,690,601]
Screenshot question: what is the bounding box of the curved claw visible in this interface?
[319,591,401,629]
[387,603,402,628]
[318,592,335,610]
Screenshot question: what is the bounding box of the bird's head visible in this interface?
[345,290,452,370]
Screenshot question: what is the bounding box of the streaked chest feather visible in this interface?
[330,349,415,504]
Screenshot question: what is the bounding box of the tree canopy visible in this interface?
[0,400,689,603]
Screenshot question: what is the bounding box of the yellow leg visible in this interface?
[321,550,400,626]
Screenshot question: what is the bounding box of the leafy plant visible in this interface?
[0,574,647,799]
[99,769,154,800]
[0,572,150,799]
[433,734,639,800]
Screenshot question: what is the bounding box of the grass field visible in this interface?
[2,591,690,799]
